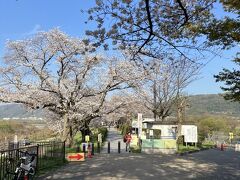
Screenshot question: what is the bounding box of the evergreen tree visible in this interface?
[204,0,240,102]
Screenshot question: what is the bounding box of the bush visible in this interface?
[202,140,215,146]
[130,146,141,153]
[177,135,184,145]
[177,144,200,153]
[73,132,82,146]
[153,129,161,139]
[98,127,108,142]
[120,124,131,136]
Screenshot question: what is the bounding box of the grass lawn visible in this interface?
[177,144,200,153]
[36,156,68,177]
[177,142,216,154]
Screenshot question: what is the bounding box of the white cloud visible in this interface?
[24,24,42,36]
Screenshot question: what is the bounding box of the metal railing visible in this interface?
[0,141,65,179]
[0,145,38,180]
[33,141,66,171]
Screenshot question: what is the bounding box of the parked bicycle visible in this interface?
[4,150,37,180]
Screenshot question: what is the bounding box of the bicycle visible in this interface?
[4,150,37,180]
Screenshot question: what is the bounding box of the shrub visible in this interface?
[73,132,82,146]
[98,127,108,142]
[120,124,131,136]
[153,129,161,139]
[177,135,184,145]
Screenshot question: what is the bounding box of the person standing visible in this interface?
[125,132,132,152]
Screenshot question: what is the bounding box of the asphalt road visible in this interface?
[38,128,240,180]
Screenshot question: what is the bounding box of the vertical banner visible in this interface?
[85,135,90,142]
[138,113,143,138]
[98,133,102,144]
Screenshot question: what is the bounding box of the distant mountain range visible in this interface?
[0,103,44,120]
[0,94,239,120]
[187,94,240,117]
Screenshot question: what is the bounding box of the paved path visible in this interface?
[38,149,240,180]
[101,127,128,154]
[38,129,240,179]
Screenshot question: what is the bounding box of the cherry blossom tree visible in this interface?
[85,0,215,64]
[103,93,151,124]
[135,57,200,121]
[0,29,143,146]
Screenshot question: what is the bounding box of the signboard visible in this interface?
[138,113,143,137]
[67,153,85,161]
[98,133,102,143]
[85,135,90,142]
[149,129,154,137]
[235,144,240,152]
[132,120,138,128]
[182,125,198,143]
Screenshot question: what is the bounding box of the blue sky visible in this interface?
[0,0,237,95]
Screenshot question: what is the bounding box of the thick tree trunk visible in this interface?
[177,106,183,137]
[62,114,68,141]
[80,120,91,142]
[176,105,182,150]
[68,125,74,147]
[62,115,74,147]
[80,127,91,142]
[176,96,186,149]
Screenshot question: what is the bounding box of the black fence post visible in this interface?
[118,141,121,153]
[97,142,100,153]
[108,141,110,154]
[83,143,86,153]
[91,143,94,155]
